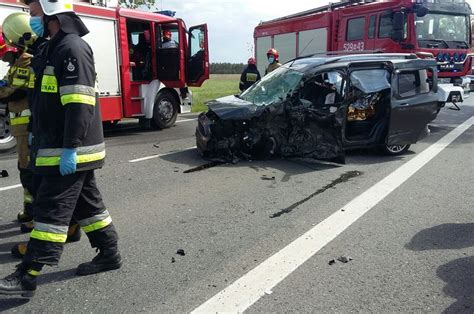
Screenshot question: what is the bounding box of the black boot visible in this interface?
[0,266,37,298]
[76,247,122,276]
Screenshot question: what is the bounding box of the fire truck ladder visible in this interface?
[260,0,376,24]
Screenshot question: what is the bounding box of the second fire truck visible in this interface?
[254,0,471,103]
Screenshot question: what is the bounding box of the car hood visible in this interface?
[207,95,263,120]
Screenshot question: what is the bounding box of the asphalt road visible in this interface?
[0,100,473,312]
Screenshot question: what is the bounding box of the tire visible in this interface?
[379,144,411,156]
[0,114,16,153]
[153,91,179,129]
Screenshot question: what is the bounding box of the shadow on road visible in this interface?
[405,223,474,251]
[437,256,474,313]
[407,223,474,312]
[0,297,30,311]
[0,222,17,232]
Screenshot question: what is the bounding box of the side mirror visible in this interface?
[392,12,405,42]
[415,6,429,18]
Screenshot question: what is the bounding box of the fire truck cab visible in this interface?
[254,0,472,105]
[0,0,209,151]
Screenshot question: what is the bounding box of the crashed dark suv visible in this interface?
[196,54,442,163]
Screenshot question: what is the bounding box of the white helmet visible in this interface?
[39,0,74,16]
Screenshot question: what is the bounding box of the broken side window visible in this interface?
[300,71,345,109]
[350,69,391,94]
[398,69,431,98]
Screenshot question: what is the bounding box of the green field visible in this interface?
[190,74,240,112]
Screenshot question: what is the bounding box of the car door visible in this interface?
[388,65,439,145]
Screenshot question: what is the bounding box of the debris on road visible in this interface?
[328,259,336,266]
[1,170,8,178]
[153,144,160,148]
[337,256,353,263]
[270,171,362,218]
[183,162,222,174]
[171,257,176,263]
[264,289,273,295]
[261,175,275,181]
[176,249,186,256]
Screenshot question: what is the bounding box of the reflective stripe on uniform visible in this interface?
[31,222,69,243]
[78,210,112,233]
[28,73,35,89]
[35,143,106,167]
[12,77,27,87]
[41,66,58,93]
[27,269,40,277]
[60,84,96,106]
[10,116,30,126]
[24,190,33,204]
[61,94,95,106]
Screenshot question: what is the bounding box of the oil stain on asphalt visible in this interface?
[270,170,362,218]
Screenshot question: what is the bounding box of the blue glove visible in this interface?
[28,133,33,146]
[60,148,77,176]
[0,80,7,87]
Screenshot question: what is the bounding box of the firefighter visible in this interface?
[0,0,121,298]
[3,10,83,259]
[265,48,281,75]
[161,29,177,48]
[239,57,261,92]
[0,14,36,231]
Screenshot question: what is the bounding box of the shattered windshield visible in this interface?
[240,66,304,106]
[415,13,469,48]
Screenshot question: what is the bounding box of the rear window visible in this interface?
[398,70,430,98]
[347,17,365,41]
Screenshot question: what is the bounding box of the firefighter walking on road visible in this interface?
[0,0,121,298]
[0,14,36,231]
[239,57,261,92]
[265,48,281,75]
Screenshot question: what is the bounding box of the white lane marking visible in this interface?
[192,116,474,313]
[0,184,22,192]
[128,146,197,163]
[175,118,198,123]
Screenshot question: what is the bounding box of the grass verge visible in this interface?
[190,74,240,112]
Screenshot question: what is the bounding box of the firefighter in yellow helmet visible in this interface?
[2,12,82,260]
[0,12,37,232]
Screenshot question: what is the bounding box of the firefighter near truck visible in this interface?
[0,0,209,152]
[254,0,472,106]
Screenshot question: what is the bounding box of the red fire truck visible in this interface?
[0,0,209,151]
[254,0,471,102]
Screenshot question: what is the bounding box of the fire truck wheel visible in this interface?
[153,91,179,129]
[0,114,16,153]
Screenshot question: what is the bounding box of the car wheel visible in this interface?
[153,91,179,129]
[0,114,16,153]
[380,144,411,156]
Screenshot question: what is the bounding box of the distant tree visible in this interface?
[210,63,245,74]
[119,0,154,9]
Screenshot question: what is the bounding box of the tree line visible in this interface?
[210,63,246,74]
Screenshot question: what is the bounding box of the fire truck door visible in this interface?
[186,24,209,87]
[155,21,186,88]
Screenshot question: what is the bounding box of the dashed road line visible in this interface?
[0,184,22,192]
[175,118,198,123]
[128,146,197,163]
[191,116,474,313]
